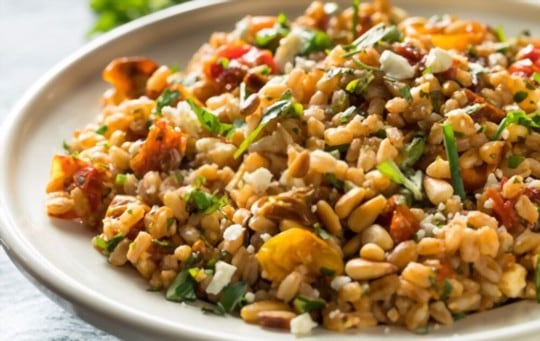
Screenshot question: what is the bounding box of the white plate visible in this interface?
[2,0,540,340]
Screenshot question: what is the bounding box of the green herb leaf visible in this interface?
[321,267,336,277]
[324,173,344,191]
[187,98,233,136]
[513,91,528,103]
[377,160,423,201]
[401,136,426,169]
[494,25,507,42]
[352,0,360,38]
[186,188,228,215]
[313,223,331,240]
[442,124,466,200]
[338,106,357,124]
[152,239,170,247]
[345,71,374,95]
[166,269,197,302]
[453,312,467,321]
[440,280,453,301]
[293,295,326,314]
[343,23,402,57]
[217,281,248,314]
[399,84,413,102]
[508,155,525,169]
[152,89,181,116]
[301,29,333,55]
[430,90,443,113]
[533,72,540,84]
[96,125,108,135]
[492,110,540,140]
[95,234,125,255]
[234,91,303,158]
[115,173,127,186]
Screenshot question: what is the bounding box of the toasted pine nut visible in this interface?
[348,194,387,232]
[345,258,397,280]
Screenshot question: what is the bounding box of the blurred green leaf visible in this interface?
[88,0,190,36]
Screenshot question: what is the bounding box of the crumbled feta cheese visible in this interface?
[232,17,249,40]
[223,224,245,241]
[244,292,255,303]
[379,50,415,80]
[425,47,453,73]
[246,245,255,254]
[290,313,318,336]
[485,173,498,187]
[275,28,305,71]
[330,276,351,291]
[328,309,341,319]
[243,168,273,194]
[495,169,503,179]
[260,233,272,242]
[162,101,201,138]
[483,198,494,209]
[205,261,237,295]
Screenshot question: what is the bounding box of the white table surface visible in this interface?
[0,1,118,339]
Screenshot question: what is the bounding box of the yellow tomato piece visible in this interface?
[256,227,344,282]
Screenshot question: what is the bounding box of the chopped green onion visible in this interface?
[533,72,540,84]
[508,155,525,169]
[494,25,507,42]
[338,106,357,124]
[442,124,466,200]
[492,110,540,140]
[377,160,423,201]
[95,234,125,255]
[293,296,326,313]
[352,0,360,38]
[185,188,228,215]
[301,29,333,56]
[313,223,331,240]
[401,136,426,169]
[115,173,127,186]
[324,173,344,191]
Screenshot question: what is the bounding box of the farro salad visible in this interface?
[45,0,540,335]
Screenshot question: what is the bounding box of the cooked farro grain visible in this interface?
[45,0,540,336]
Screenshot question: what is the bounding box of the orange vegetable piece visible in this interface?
[256,227,344,282]
[102,56,158,98]
[46,154,91,193]
[130,119,187,178]
[389,203,420,244]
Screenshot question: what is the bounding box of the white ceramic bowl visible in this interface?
[2,0,540,340]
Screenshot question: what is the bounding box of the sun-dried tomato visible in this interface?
[130,120,187,178]
[484,187,520,231]
[389,203,420,244]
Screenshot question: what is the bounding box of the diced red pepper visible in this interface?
[508,44,540,77]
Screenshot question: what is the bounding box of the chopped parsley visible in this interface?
[152,89,181,116]
[204,281,248,315]
[513,90,528,103]
[320,267,336,276]
[293,296,326,314]
[234,91,303,158]
[324,173,344,191]
[94,234,125,255]
[185,188,228,215]
[313,222,331,240]
[166,269,197,302]
[399,84,413,102]
[115,173,127,186]
[492,110,540,140]
[96,125,108,135]
[343,23,402,57]
[345,71,374,95]
[187,99,233,136]
[508,155,525,169]
[301,29,332,56]
[401,136,426,169]
[440,280,453,301]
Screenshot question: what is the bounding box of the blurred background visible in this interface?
[0,1,184,339]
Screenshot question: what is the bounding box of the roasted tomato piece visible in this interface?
[46,154,90,193]
[103,56,159,98]
[508,44,540,77]
[130,120,187,178]
[389,202,420,244]
[256,227,344,282]
[484,187,520,231]
[203,43,277,91]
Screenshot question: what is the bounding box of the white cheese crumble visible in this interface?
[328,309,341,319]
[246,245,255,254]
[290,313,318,336]
[260,233,272,242]
[243,168,273,194]
[379,50,415,80]
[330,275,352,291]
[275,29,305,71]
[244,292,255,303]
[205,261,237,295]
[223,224,245,242]
[483,198,494,209]
[425,47,453,73]
[162,101,201,138]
